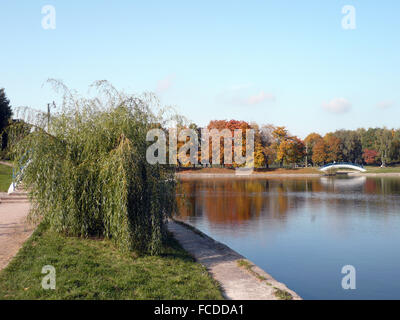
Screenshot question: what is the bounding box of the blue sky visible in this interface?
[1,0,399,138]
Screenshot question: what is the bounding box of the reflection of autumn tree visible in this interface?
[311,179,324,192]
[176,178,400,232]
[276,184,289,215]
[176,181,198,218]
[176,180,266,224]
[364,179,377,194]
[363,178,400,195]
[176,179,324,224]
[203,181,264,223]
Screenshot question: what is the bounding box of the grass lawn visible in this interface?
[0,223,223,300]
[365,166,400,173]
[0,163,12,192]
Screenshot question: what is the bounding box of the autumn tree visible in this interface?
[272,126,289,167]
[362,149,379,165]
[206,119,252,167]
[251,122,266,168]
[272,126,288,144]
[312,139,327,165]
[324,133,341,163]
[206,120,230,166]
[263,146,277,168]
[254,143,265,168]
[304,133,322,167]
[277,136,305,167]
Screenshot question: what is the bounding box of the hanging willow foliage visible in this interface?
[10,80,177,255]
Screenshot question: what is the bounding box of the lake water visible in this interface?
[175,176,400,300]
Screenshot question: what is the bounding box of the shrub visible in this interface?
[11,81,176,255]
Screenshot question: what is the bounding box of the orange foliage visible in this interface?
[312,139,327,165]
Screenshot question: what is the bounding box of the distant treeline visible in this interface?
[182,120,400,168]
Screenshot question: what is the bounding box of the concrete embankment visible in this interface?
[168,219,301,300]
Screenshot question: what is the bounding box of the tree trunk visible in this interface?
[305,144,308,167]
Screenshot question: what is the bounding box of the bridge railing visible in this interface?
[320,162,365,169]
[9,151,31,194]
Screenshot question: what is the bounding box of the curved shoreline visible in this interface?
[168,219,302,300]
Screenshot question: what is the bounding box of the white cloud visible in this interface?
[156,74,175,93]
[377,100,394,109]
[322,98,352,114]
[246,91,275,105]
[217,85,275,106]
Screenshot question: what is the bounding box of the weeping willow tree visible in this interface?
[10,80,177,255]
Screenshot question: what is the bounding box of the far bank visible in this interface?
[176,167,400,179]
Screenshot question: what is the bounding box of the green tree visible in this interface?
[376,128,393,166]
[389,130,400,163]
[0,88,13,150]
[333,130,362,163]
[12,81,176,255]
[358,127,378,151]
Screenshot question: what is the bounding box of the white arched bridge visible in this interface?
[319,162,367,172]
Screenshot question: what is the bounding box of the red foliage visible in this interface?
[206,120,251,166]
[362,149,379,164]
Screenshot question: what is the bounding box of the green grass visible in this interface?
[273,288,293,300]
[365,166,400,173]
[0,223,223,300]
[236,259,293,300]
[0,163,12,192]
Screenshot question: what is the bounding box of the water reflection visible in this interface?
[177,177,400,225]
[320,176,367,189]
[175,176,400,299]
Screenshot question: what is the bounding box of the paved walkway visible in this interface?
[0,161,13,167]
[168,220,301,300]
[0,202,33,270]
